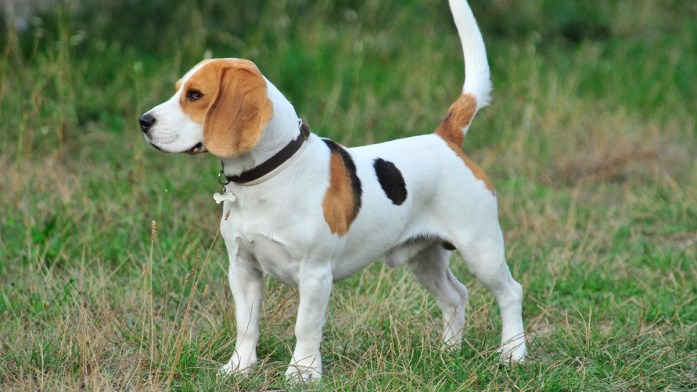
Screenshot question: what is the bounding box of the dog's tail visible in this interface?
[435,0,491,146]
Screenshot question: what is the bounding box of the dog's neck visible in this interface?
[219,79,303,179]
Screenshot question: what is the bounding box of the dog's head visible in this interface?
[139,59,273,158]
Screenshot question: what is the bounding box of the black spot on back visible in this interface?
[373,158,407,205]
[323,139,362,216]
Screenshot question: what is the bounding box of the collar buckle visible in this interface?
[217,166,229,186]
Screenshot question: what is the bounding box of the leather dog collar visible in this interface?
[219,120,311,186]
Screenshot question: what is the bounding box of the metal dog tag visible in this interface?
[213,192,237,204]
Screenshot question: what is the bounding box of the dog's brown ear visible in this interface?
[203,61,273,158]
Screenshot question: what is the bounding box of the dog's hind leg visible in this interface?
[407,244,468,348]
[451,223,527,363]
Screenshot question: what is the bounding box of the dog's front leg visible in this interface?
[220,256,263,376]
[285,264,332,383]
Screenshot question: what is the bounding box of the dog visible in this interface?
[139,0,527,382]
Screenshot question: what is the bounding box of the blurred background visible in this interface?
[1,0,695,390]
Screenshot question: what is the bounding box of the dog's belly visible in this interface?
[329,245,391,280]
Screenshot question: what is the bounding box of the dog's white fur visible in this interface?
[141,0,526,382]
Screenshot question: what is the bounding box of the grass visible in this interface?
[1,0,696,390]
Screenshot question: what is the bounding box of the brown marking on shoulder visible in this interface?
[435,93,478,146]
[322,139,362,236]
[178,59,272,157]
[442,139,495,196]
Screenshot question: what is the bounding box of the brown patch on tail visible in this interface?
[435,93,478,146]
[442,139,496,196]
[322,140,362,236]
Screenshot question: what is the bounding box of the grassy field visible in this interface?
[1,0,696,390]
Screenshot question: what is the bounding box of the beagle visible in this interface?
[140,0,526,382]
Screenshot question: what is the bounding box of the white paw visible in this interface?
[218,359,255,379]
[498,339,527,364]
[285,364,322,383]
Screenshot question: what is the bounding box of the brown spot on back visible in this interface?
[178,59,272,157]
[435,93,477,146]
[322,140,362,236]
[441,139,495,196]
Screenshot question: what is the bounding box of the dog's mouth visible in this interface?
[144,138,206,155]
[186,142,206,155]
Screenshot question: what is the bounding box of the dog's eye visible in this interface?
[186,89,203,101]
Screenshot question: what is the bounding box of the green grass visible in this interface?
[1,0,696,390]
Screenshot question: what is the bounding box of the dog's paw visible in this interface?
[218,360,255,379]
[440,327,465,351]
[498,338,527,364]
[285,364,322,384]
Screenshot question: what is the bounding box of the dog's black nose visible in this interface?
[139,113,156,133]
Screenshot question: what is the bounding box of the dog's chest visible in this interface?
[220,201,303,286]
[252,236,302,286]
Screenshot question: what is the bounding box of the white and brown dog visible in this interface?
[140,0,526,382]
